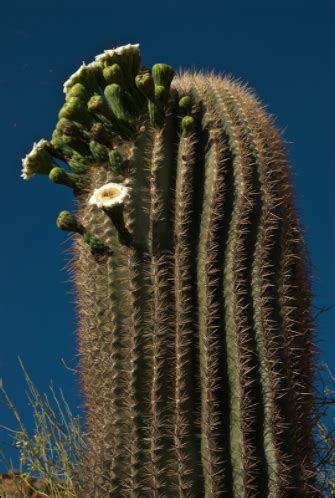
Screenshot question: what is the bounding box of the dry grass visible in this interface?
[315,363,335,494]
[0,360,85,497]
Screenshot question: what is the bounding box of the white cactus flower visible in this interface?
[95,43,140,63]
[21,139,49,180]
[89,182,130,209]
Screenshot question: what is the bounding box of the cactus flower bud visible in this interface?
[179,95,193,114]
[104,84,130,122]
[108,149,125,174]
[56,211,84,234]
[135,72,155,100]
[103,64,124,85]
[65,83,90,103]
[21,140,58,179]
[154,85,168,104]
[152,63,175,89]
[181,115,195,136]
[59,97,91,127]
[49,167,88,193]
[89,140,108,161]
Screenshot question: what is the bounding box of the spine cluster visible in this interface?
[22,44,318,496]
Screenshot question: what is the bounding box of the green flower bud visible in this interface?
[152,63,175,89]
[181,115,195,136]
[154,85,168,104]
[58,97,91,127]
[56,211,84,234]
[21,140,58,180]
[51,130,90,171]
[83,232,113,256]
[65,83,90,103]
[50,130,74,158]
[108,149,125,174]
[103,64,124,85]
[59,133,90,157]
[89,140,108,161]
[90,122,113,146]
[49,167,88,193]
[135,72,155,100]
[179,95,192,114]
[104,84,130,122]
[67,152,90,174]
[56,211,112,256]
[87,95,114,120]
[57,118,88,143]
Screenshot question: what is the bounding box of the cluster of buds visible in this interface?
[21,43,176,257]
[179,95,195,136]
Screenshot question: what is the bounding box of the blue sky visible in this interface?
[0,0,334,467]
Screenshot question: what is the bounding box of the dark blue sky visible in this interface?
[1,0,334,467]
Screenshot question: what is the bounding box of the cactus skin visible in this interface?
[22,45,319,497]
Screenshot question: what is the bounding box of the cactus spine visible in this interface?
[22,44,318,496]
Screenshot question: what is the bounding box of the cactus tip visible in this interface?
[181,115,195,136]
[179,95,193,114]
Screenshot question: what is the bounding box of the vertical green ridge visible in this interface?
[238,86,306,493]
[202,74,269,496]
[74,169,113,496]
[260,117,317,493]
[202,78,244,496]
[73,196,106,496]
[173,131,200,496]
[189,75,236,497]
[98,171,130,495]
[286,234,316,494]
[121,248,146,495]
[144,253,175,496]
[77,165,130,495]
[218,82,280,495]
[145,98,179,494]
[121,129,154,495]
[127,128,154,253]
[277,184,316,494]
[190,80,229,496]
[148,97,178,254]
[211,79,272,497]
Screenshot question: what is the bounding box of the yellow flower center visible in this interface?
[100,187,120,199]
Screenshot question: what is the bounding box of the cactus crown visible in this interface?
[22,44,317,496]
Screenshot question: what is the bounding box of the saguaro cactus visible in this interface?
[22,44,318,496]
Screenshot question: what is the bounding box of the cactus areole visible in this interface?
[22,44,318,496]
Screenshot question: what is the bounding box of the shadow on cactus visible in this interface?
[20,43,321,496]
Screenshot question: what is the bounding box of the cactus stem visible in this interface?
[49,166,89,194]
[173,122,204,496]
[103,204,132,247]
[56,210,112,257]
[193,87,229,496]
